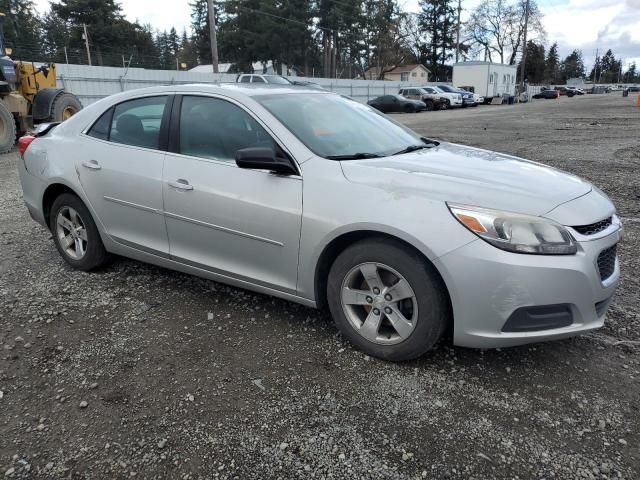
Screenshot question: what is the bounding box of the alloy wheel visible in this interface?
[55,206,88,260]
[340,262,418,345]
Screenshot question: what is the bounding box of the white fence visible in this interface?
[55,64,432,106]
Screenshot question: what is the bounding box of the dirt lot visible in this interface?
[1,94,639,479]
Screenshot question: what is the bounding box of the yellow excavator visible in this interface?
[0,12,82,153]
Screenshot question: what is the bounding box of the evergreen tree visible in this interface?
[623,62,637,83]
[419,0,456,80]
[51,0,125,65]
[178,28,198,69]
[0,0,43,59]
[40,10,70,62]
[517,40,545,83]
[190,0,212,64]
[544,41,559,84]
[560,49,585,82]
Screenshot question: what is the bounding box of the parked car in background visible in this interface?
[17,84,621,361]
[398,88,442,111]
[457,86,484,106]
[566,87,585,95]
[368,94,426,113]
[532,88,560,99]
[437,85,473,107]
[419,86,463,109]
[236,74,293,85]
[291,80,327,90]
[554,86,570,96]
[457,88,480,106]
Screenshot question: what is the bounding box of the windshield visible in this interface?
[256,93,423,159]
[264,75,292,85]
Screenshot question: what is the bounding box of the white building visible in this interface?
[452,61,517,101]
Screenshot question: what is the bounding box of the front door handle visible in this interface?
[168,179,194,191]
[82,160,101,170]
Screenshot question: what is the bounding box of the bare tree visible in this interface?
[465,0,544,65]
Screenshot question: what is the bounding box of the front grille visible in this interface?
[572,217,612,235]
[597,245,617,281]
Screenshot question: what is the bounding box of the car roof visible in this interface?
[102,83,333,100]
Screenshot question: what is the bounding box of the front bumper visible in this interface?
[434,227,621,348]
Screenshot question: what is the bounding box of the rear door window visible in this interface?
[110,96,168,150]
[252,76,266,83]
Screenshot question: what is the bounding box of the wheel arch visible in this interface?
[42,181,82,229]
[312,229,453,319]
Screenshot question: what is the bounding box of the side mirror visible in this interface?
[235,147,297,175]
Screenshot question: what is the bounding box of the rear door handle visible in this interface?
[168,179,194,191]
[82,160,101,170]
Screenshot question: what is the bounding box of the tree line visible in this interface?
[518,42,635,85]
[1,0,638,83]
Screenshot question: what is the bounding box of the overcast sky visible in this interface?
[36,0,640,71]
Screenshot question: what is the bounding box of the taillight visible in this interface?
[18,135,35,157]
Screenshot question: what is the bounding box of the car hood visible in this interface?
[340,142,592,217]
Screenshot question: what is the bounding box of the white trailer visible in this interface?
[452,61,517,103]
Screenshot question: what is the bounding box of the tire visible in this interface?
[327,238,449,361]
[49,193,109,271]
[48,92,83,123]
[424,99,435,111]
[403,104,415,113]
[440,99,450,110]
[0,101,16,154]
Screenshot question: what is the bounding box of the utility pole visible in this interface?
[207,0,219,73]
[83,23,92,66]
[64,46,69,64]
[594,48,599,84]
[519,0,529,89]
[455,0,461,63]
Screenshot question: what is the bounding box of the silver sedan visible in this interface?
[17,84,622,361]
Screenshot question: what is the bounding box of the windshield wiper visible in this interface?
[392,137,440,156]
[325,152,383,160]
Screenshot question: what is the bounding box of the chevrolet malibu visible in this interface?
[17,84,622,361]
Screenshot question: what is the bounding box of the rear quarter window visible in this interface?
[87,108,113,141]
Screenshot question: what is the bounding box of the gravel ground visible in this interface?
[1,93,639,479]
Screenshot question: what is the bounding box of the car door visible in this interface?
[78,95,171,255]
[390,96,402,112]
[162,94,303,293]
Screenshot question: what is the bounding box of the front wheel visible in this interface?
[327,239,449,361]
[50,193,109,271]
[0,101,16,154]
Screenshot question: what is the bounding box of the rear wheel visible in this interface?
[50,193,109,271]
[327,239,448,361]
[48,92,83,122]
[0,102,17,154]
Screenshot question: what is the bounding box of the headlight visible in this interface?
[448,204,577,255]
